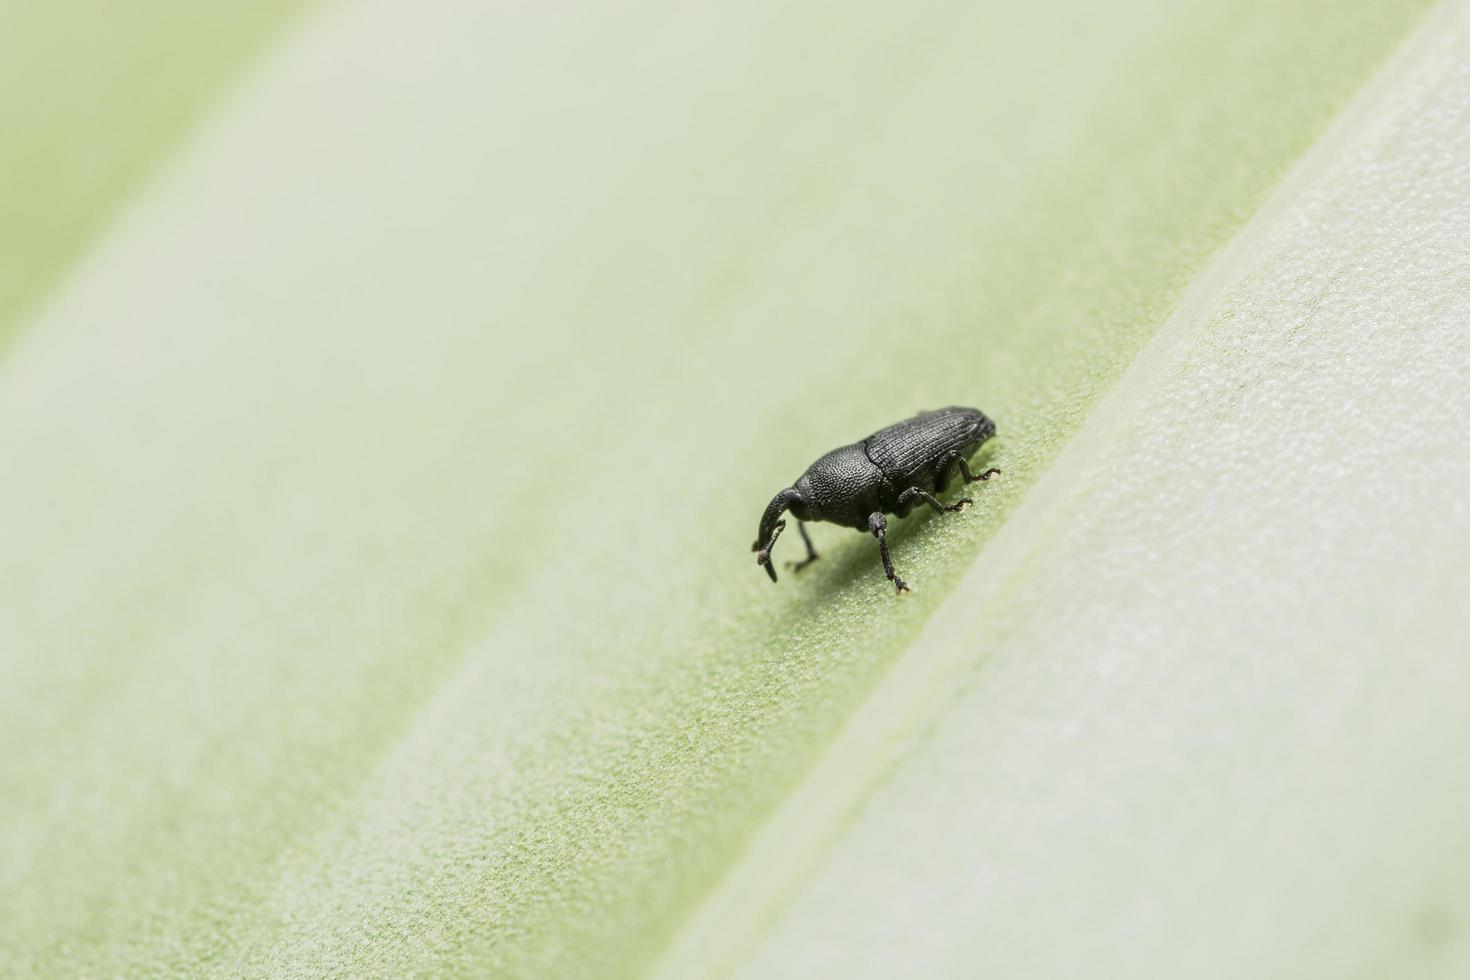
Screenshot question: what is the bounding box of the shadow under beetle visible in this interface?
[752,406,999,595]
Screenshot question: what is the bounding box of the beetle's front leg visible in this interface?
[785,521,820,573]
[868,512,910,595]
[758,520,793,581]
[897,486,972,514]
[937,450,1000,490]
[754,519,787,582]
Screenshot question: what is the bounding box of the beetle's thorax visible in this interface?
[793,442,885,530]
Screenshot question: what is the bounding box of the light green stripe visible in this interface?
[0,0,312,350]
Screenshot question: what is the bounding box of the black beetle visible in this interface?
[752,406,999,594]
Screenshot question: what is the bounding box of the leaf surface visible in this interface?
[0,0,1447,976]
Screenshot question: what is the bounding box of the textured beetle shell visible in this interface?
[784,406,995,532]
[864,406,994,490]
[791,444,885,529]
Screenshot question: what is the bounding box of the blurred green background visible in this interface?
[0,1,307,348]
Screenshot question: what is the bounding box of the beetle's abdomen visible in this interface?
[864,406,994,485]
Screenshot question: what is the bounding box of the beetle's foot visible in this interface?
[946,497,974,512]
[894,579,911,596]
[974,467,1000,481]
[786,554,820,573]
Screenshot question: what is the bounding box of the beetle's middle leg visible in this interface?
[785,520,820,573]
[897,486,971,515]
[936,450,1001,492]
[868,512,910,595]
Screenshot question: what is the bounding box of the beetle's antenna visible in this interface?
[754,488,800,582]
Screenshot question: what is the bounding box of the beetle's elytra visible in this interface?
[752,406,998,595]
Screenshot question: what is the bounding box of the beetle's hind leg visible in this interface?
[897,486,972,514]
[937,450,1000,491]
[868,512,910,595]
[785,520,820,573]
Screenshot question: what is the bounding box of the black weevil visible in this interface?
[752,406,999,594]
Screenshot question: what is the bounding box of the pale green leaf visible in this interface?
[0,0,1449,976]
[0,0,309,347]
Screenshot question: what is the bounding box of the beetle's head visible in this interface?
[753,488,802,583]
